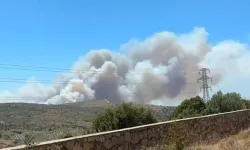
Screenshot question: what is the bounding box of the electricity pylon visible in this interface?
[197,68,212,102]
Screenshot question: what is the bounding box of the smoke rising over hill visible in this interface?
[1,27,250,105]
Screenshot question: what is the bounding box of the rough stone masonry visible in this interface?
[2,109,250,150]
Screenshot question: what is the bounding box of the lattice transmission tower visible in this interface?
[197,68,212,102]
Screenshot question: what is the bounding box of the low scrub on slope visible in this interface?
[189,128,250,150]
[0,100,174,149]
[146,128,250,150]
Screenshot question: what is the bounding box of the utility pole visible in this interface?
[197,68,212,102]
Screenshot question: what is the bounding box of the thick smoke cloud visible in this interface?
[1,27,250,105]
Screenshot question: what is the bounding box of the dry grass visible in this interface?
[190,128,250,150]
[147,128,250,150]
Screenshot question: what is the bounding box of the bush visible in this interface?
[242,99,250,109]
[57,131,73,139]
[170,91,249,120]
[92,102,157,132]
[205,91,246,114]
[170,96,206,120]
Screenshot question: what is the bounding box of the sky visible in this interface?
[0,0,250,105]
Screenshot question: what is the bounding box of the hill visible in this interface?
[65,99,114,108]
[0,100,174,148]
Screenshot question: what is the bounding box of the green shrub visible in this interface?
[170,96,205,120]
[92,102,157,132]
[171,91,249,120]
[205,91,246,115]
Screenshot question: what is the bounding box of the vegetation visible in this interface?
[205,91,246,114]
[191,128,250,150]
[92,102,157,132]
[146,127,250,150]
[171,91,249,120]
[1,90,249,149]
[56,131,73,139]
[170,96,206,119]
[151,90,250,149]
[0,100,173,148]
[18,134,36,147]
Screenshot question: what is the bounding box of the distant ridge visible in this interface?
[65,99,114,108]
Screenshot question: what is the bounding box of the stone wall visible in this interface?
[2,109,250,150]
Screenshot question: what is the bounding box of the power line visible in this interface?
[197,68,212,102]
[0,91,199,100]
[0,77,198,85]
[0,63,70,71]
[0,63,199,74]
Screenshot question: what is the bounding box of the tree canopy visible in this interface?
[171,91,249,120]
[205,91,246,114]
[92,102,157,132]
[92,91,250,133]
[170,96,206,119]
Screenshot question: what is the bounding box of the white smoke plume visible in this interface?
[1,27,250,105]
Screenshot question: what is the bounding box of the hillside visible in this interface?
[189,128,250,150]
[147,128,250,150]
[0,100,174,148]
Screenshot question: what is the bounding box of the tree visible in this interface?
[92,102,157,132]
[170,96,206,120]
[205,91,246,114]
[242,99,250,109]
[170,91,248,120]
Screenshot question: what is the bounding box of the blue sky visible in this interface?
[0,0,250,91]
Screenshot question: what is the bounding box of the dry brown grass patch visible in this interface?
[146,128,250,150]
